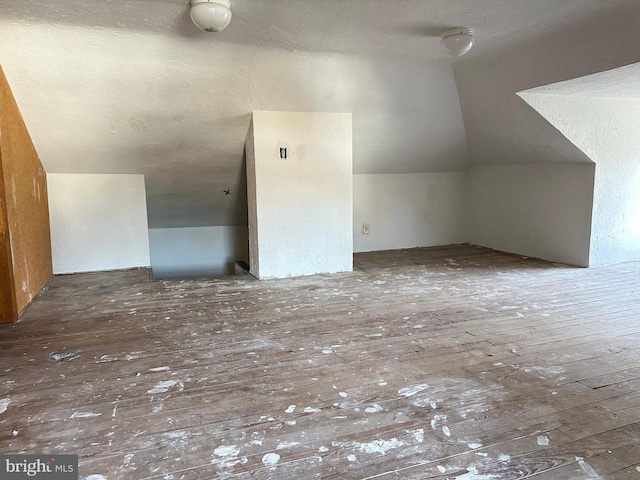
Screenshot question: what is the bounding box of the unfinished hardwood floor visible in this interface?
[1,244,640,479]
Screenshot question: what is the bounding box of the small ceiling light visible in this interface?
[190,0,232,33]
[441,27,474,57]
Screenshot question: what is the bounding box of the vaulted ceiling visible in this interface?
[0,0,637,228]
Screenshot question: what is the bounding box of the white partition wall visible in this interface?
[467,163,595,267]
[48,174,151,274]
[353,172,467,253]
[247,111,353,279]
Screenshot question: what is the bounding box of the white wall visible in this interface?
[353,173,466,252]
[519,91,640,265]
[148,226,248,279]
[468,164,594,267]
[48,174,150,274]
[248,111,353,279]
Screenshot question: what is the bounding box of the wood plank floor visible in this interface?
[1,244,640,479]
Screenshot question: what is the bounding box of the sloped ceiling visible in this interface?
[454,0,640,166]
[0,0,635,228]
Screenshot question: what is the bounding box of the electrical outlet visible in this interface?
[362,224,369,235]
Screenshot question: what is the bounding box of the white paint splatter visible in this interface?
[214,445,240,457]
[322,349,334,354]
[351,438,405,455]
[498,454,511,462]
[408,428,424,443]
[537,436,549,446]
[442,426,451,437]
[522,365,565,379]
[12,430,18,436]
[398,384,428,397]
[211,445,246,468]
[262,453,280,466]
[149,366,170,372]
[285,420,296,426]
[85,476,108,480]
[576,456,603,479]
[304,407,321,413]
[468,442,483,449]
[636,466,640,473]
[431,414,447,430]
[276,441,300,450]
[71,411,102,419]
[147,380,178,394]
[455,465,496,479]
[413,324,425,329]
[318,446,328,453]
[285,405,296,413]
[347,454,357,462]
[339,392,348,398]
[365,404,383,413]
[123,454,134,467]
[377,380,387,386]
[0,398,10,414]
[476,452,488,457]
[437,465,446,473]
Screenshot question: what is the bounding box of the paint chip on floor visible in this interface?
[398,384,428,397]
[364,404,383,413]
[147,380,178,394]
[0,398,10,414]
[537,436,549,446]
[285,405,296,413]
[262,453,280,466]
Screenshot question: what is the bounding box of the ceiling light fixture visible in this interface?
[190,0,232,33]
[441,28,474,57]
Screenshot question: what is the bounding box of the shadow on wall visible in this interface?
[148,225,249,280]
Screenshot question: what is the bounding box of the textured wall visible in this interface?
[48,174,150,274]
[520,88,640,266]
[0,66,52,321]
[353,173,467,253]
[248,111,353,279]
[149,226,248,279]
[0,16,468,229]
[467,163,595,267]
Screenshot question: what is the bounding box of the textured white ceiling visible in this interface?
[0,0,636,227]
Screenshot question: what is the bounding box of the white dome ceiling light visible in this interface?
[190,0,232,33]
[441,28,474,57]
